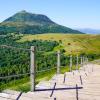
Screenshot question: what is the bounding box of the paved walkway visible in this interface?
[0,64,100,100]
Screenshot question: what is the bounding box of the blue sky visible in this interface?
[0,0,100,29]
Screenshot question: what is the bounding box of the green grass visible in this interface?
[17,33,100,55]
[1,33,100,92]
[0,65,80,92]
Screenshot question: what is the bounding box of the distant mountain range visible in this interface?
[0,10,83,34]
[77,28,100,34]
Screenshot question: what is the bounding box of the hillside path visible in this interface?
[0,64,100,100]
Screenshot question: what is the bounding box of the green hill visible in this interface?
[18,33,100,55]
[0,10,83,34]
[0,33,100,92]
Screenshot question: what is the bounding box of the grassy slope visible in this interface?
[18,33,100,55]
[2,65,79,92]
[2,33,100,92]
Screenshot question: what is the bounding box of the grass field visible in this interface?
[0,65,79,92]
[1,33,100,92]
[18,33,100,55]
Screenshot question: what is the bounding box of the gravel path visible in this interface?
[0,64,100,100]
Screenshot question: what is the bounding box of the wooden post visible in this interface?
[76,84,79,100]
[70,55,72,72]
[63,73,66,83]
[81,56,83,67]
[87,57,89,63]
[82,56,84,65]
[73,72,74,76]
[92,67,93,72]
[54,98,56,100]
[57,51,60,74]
[50,82,56,97]
[30,46,36,92]
[16,92,23,100]
[83,56,85,71]
[80,75,83,85]
[76,55,79,70]
[85,73,87,76]
[84,57,86,65]
[86,57,88,64]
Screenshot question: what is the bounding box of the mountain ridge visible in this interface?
[3,10,55,25]
[0,10,83,34]
[77,28,100,34]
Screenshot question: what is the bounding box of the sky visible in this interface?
[0,0,100,29]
